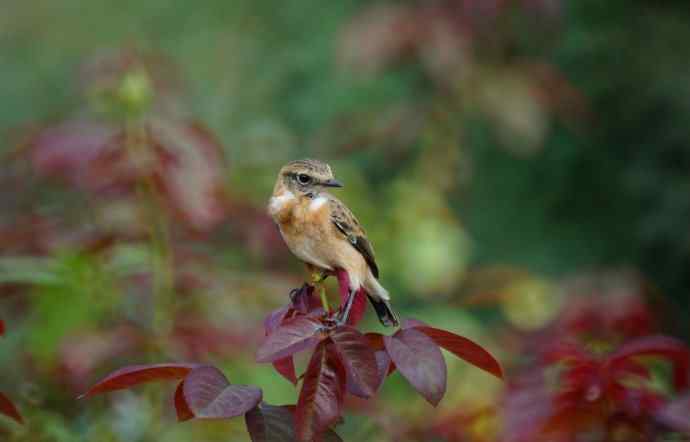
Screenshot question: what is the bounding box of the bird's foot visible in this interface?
[333,312,348,328]
[334,289,356,327]
[311,271,329,284]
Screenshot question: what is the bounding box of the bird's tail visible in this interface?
[367,295,399,327]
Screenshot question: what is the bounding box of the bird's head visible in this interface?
[275,159,343,196]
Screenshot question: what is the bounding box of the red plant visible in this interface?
[0,320,23,425]
[83,273,503,441]
[503,334,690,441]
[657,393,690,434]
[23,49,228,233]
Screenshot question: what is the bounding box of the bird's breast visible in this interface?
[274,196,368,281]
[279,218,333,270]
[277,196,336,270]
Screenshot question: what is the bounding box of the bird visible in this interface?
[268,159,398,327]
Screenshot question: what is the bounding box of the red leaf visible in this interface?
[272,357,298,385]
[348,350,392,398]
[384,328,447,406]
[363,333,385,351]
[245,403,343,442]
[335,270,367,326]
[148,119,226,231]
[330,326,379,398]
[28,120,116,188]
[0,392,22,424]
[657,394,690,434]
[81,363,199,397]
[0,319,4,336]
[607,335,690,390]
[262,304,302,392]
[415,326,503,379]
[295,341,346,442]
[363,333,396,377]
[335,269,351,302]
[346,290,367,326]
[256,317,324,363]
[174,380,194,422]
[264,306,291,336]
[245,404,295,442]
[401,318,428,329]
[183,366,262,419]
[502,372,554,442]
[542,341,592,365]
[290,284,322,315]
[611,359,651,381]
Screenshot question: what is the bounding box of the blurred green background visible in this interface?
[1,0,689,441]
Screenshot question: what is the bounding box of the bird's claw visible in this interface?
[321,316,339,330]
[311,272,328,284]
[333,318,346,328]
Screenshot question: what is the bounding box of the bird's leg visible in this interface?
[311,272,328,284]
[308,263,329,284]
[309,268,330,312]
[336,288,356,326]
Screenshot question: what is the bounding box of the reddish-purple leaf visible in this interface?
[348,350,392,398]
[273,357,298,385]
[263,306,304,389]
[290,284,322,314]
[541,341,592,364]
[335,269,351,301]
[345,290,367,326]
[330,326,379,398]
[174,380,194,422]
[246,404,294,442]
[384,328,447,406]
[246,403,343,442]
[415,326,504,380]
[0,392,22,424]
[264,306,291,336]
[607,335,690,390]
[28,120,116,188]
[0,319,5,336]
[611,358,651,380]
[502,372,554,442]
[148,119,226,231]
[183,366,262,419]
[363,333,385,351]
[295,342,346,442]
[81,363,199,398]
[401,318,428,329]
[363,333,396,376]
[256,317,324,363]
[657,394,690,434]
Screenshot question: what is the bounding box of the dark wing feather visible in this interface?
[353,235,379,279]
[330,198,380,279]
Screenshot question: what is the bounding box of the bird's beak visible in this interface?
[322,179,343,188]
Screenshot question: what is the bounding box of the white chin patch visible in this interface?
[268,191,295,214]
[309,196,328,212]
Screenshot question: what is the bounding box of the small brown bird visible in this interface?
[268,159,398,326]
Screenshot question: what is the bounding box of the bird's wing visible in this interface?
[329,197,379,278]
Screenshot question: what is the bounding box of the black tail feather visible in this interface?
[367,295,399,327]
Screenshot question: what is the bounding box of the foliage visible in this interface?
[81,277,501,441]
[1,0,689,440]
[0,321,23,424]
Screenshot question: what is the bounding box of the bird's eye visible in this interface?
[297,174,311,184]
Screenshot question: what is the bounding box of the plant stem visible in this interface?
[319,286,330,313]
[312,272,330,312]
[125,118,174,334]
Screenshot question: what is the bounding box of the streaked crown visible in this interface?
[276,159,342,194]
[281,159,333,178]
